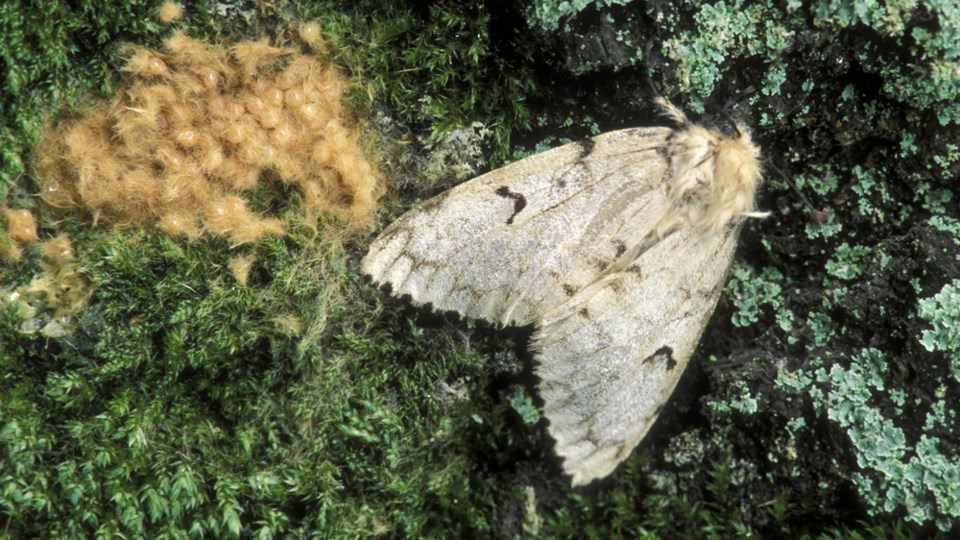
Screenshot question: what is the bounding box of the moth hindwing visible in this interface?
[362,102,763,485]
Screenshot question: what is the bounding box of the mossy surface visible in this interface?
[2,0,958,537]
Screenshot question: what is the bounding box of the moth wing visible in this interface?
[533,224,742,485]
[361,127,674,326]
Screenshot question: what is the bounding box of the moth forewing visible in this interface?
[361,101,763,485]
[360,127,675,326]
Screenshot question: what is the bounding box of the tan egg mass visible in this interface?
[157,2,182,24]
[1,207,39,261]
[34,29,381,245]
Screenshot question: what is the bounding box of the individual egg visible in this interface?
[224,122,246,145]
[277,69,299,90]
[142,56,168,76]
[245,95,266,115]
[155,146,186,171]
[263,85,284,107]
[166,103,197,126]
[199,143,225,172]
[39,234,75,263]
[175,128,199,148]
[258,108,281,128]
[208,96,229,118]
[202,70,220,90]
[159,212,200,237]
[284,87,304,108]
[4,209,38,243]
[225,100,244,120]
[299,21,322,45]
[157,2,182,24]
[271,125,292,146]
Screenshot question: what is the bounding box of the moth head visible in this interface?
[663,120,764,234]
[712,123,762,220]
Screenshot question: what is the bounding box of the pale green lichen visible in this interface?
[708,380,760,415]
[777,347,960,530]
[812,0,919,34]
[814,0,960,124]
[929,215,960,241]
[807,312,838,348]
[918,279,960,383]
[724,265,793,331]
[806,212,844,240]
[507,385,541,426]
[652,1,960,530]
[776,364,817,395]
[825,243,872,281]
[662,0,785,111]
[916,181,953,214]
[659,0,798,111]
[794,166,841,198]
[932,143,960,170]
[849,165,894,223]
[526,0,634,32]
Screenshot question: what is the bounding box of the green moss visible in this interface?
[316,1,535,164]
[1,1,157,200]
[0,224,509,537]
[542,453,762,538]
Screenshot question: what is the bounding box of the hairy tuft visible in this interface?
[658,116,764,235]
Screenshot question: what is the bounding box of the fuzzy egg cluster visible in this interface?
[35,28,380,244]
[1,208,38,261]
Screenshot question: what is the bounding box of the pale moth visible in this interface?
[361,98,765,485]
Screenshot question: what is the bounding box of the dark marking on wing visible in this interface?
[594,260,609,272]
[656,138,672,160]
[563,283,576,296]
[576,138,596,160]
[614,241,626,257]
[626,264,642,278]
[608,279,622,294]
[578,307,590,319]
[642,346,675,369]
[662,131,676,178]
[665,352,678,371]
[494,186,527,225]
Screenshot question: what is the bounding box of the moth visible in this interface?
[361,98,764,485]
